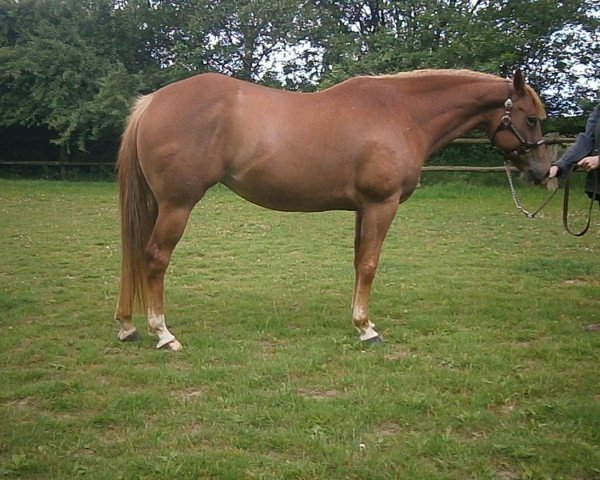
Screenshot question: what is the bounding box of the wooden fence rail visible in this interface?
[0,134,575,178]
[449,135,574,145]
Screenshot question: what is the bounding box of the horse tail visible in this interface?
[116,94,156,314]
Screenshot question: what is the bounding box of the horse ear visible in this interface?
[513,70,526,96]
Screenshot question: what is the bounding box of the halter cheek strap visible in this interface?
[490,82,545,158]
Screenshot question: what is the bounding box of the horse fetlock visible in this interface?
[352,304,369,325]
[148,311,165,330]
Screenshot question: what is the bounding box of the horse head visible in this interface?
[489,70,549,185]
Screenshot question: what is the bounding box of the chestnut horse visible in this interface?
[115,69,548,350]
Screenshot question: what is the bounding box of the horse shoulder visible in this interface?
[352,134,423,203]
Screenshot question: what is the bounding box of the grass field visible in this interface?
[1,177,599,479]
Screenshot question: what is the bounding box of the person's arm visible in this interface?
[549,105,599,178]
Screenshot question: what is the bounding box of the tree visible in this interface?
[0,0,145,152]
[0,0,597,161]
[0,0,185,153]
[316,0,599,114]
[168,0,324,89]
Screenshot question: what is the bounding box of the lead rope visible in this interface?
[505,162,598,235]
[504,161,558,219]
[562,168,598,237]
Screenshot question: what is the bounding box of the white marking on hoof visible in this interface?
[359,325,380,342]
[118,327,138,341]
[159,339,183,351]
[148,311,179,350]
[353,307,380,341]
[156,334,177,349]
[355,318,379,342]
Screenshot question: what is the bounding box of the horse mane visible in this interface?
[374,69,499,82]
[524,85,547,119]
[366,69,547,119]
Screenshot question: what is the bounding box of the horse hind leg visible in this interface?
[144,204,193,350]
[115,296,142,343]
[115,257,144,343]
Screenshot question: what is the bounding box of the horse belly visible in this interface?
[222,155,357,212]
[223,106,359,211]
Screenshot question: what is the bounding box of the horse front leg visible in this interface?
[352,199,399,344]
[145,205,192,351]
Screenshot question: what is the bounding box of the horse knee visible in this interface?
[356,257,378,282]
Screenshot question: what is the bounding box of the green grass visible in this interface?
[1,177,599,480]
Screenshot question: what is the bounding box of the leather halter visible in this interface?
[491,82,545,158]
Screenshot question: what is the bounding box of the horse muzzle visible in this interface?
[522,166,550,186]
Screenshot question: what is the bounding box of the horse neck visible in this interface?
[384,74,509,155]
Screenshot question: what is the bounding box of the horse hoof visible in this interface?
[120,330,142,342]
[362,335,383,346]
[159,340,182,351]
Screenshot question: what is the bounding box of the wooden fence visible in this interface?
[0,133,575,179]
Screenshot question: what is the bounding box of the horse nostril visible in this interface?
[529,168,548,185]
[529,171,540,185]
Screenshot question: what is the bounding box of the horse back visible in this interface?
[137,73,423,211]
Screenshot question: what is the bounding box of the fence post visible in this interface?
[59,146,67,180]
[545,132,561,191]
[546,132,561,163]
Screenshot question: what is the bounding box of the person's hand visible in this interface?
[577,155,600,172]
[548,165,559,178]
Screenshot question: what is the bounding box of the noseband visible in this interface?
[490,84,545,158]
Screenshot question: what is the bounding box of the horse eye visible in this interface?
[526,116,537,127]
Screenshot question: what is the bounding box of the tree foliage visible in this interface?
[317,0,598,111]
[0,0,598,157]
